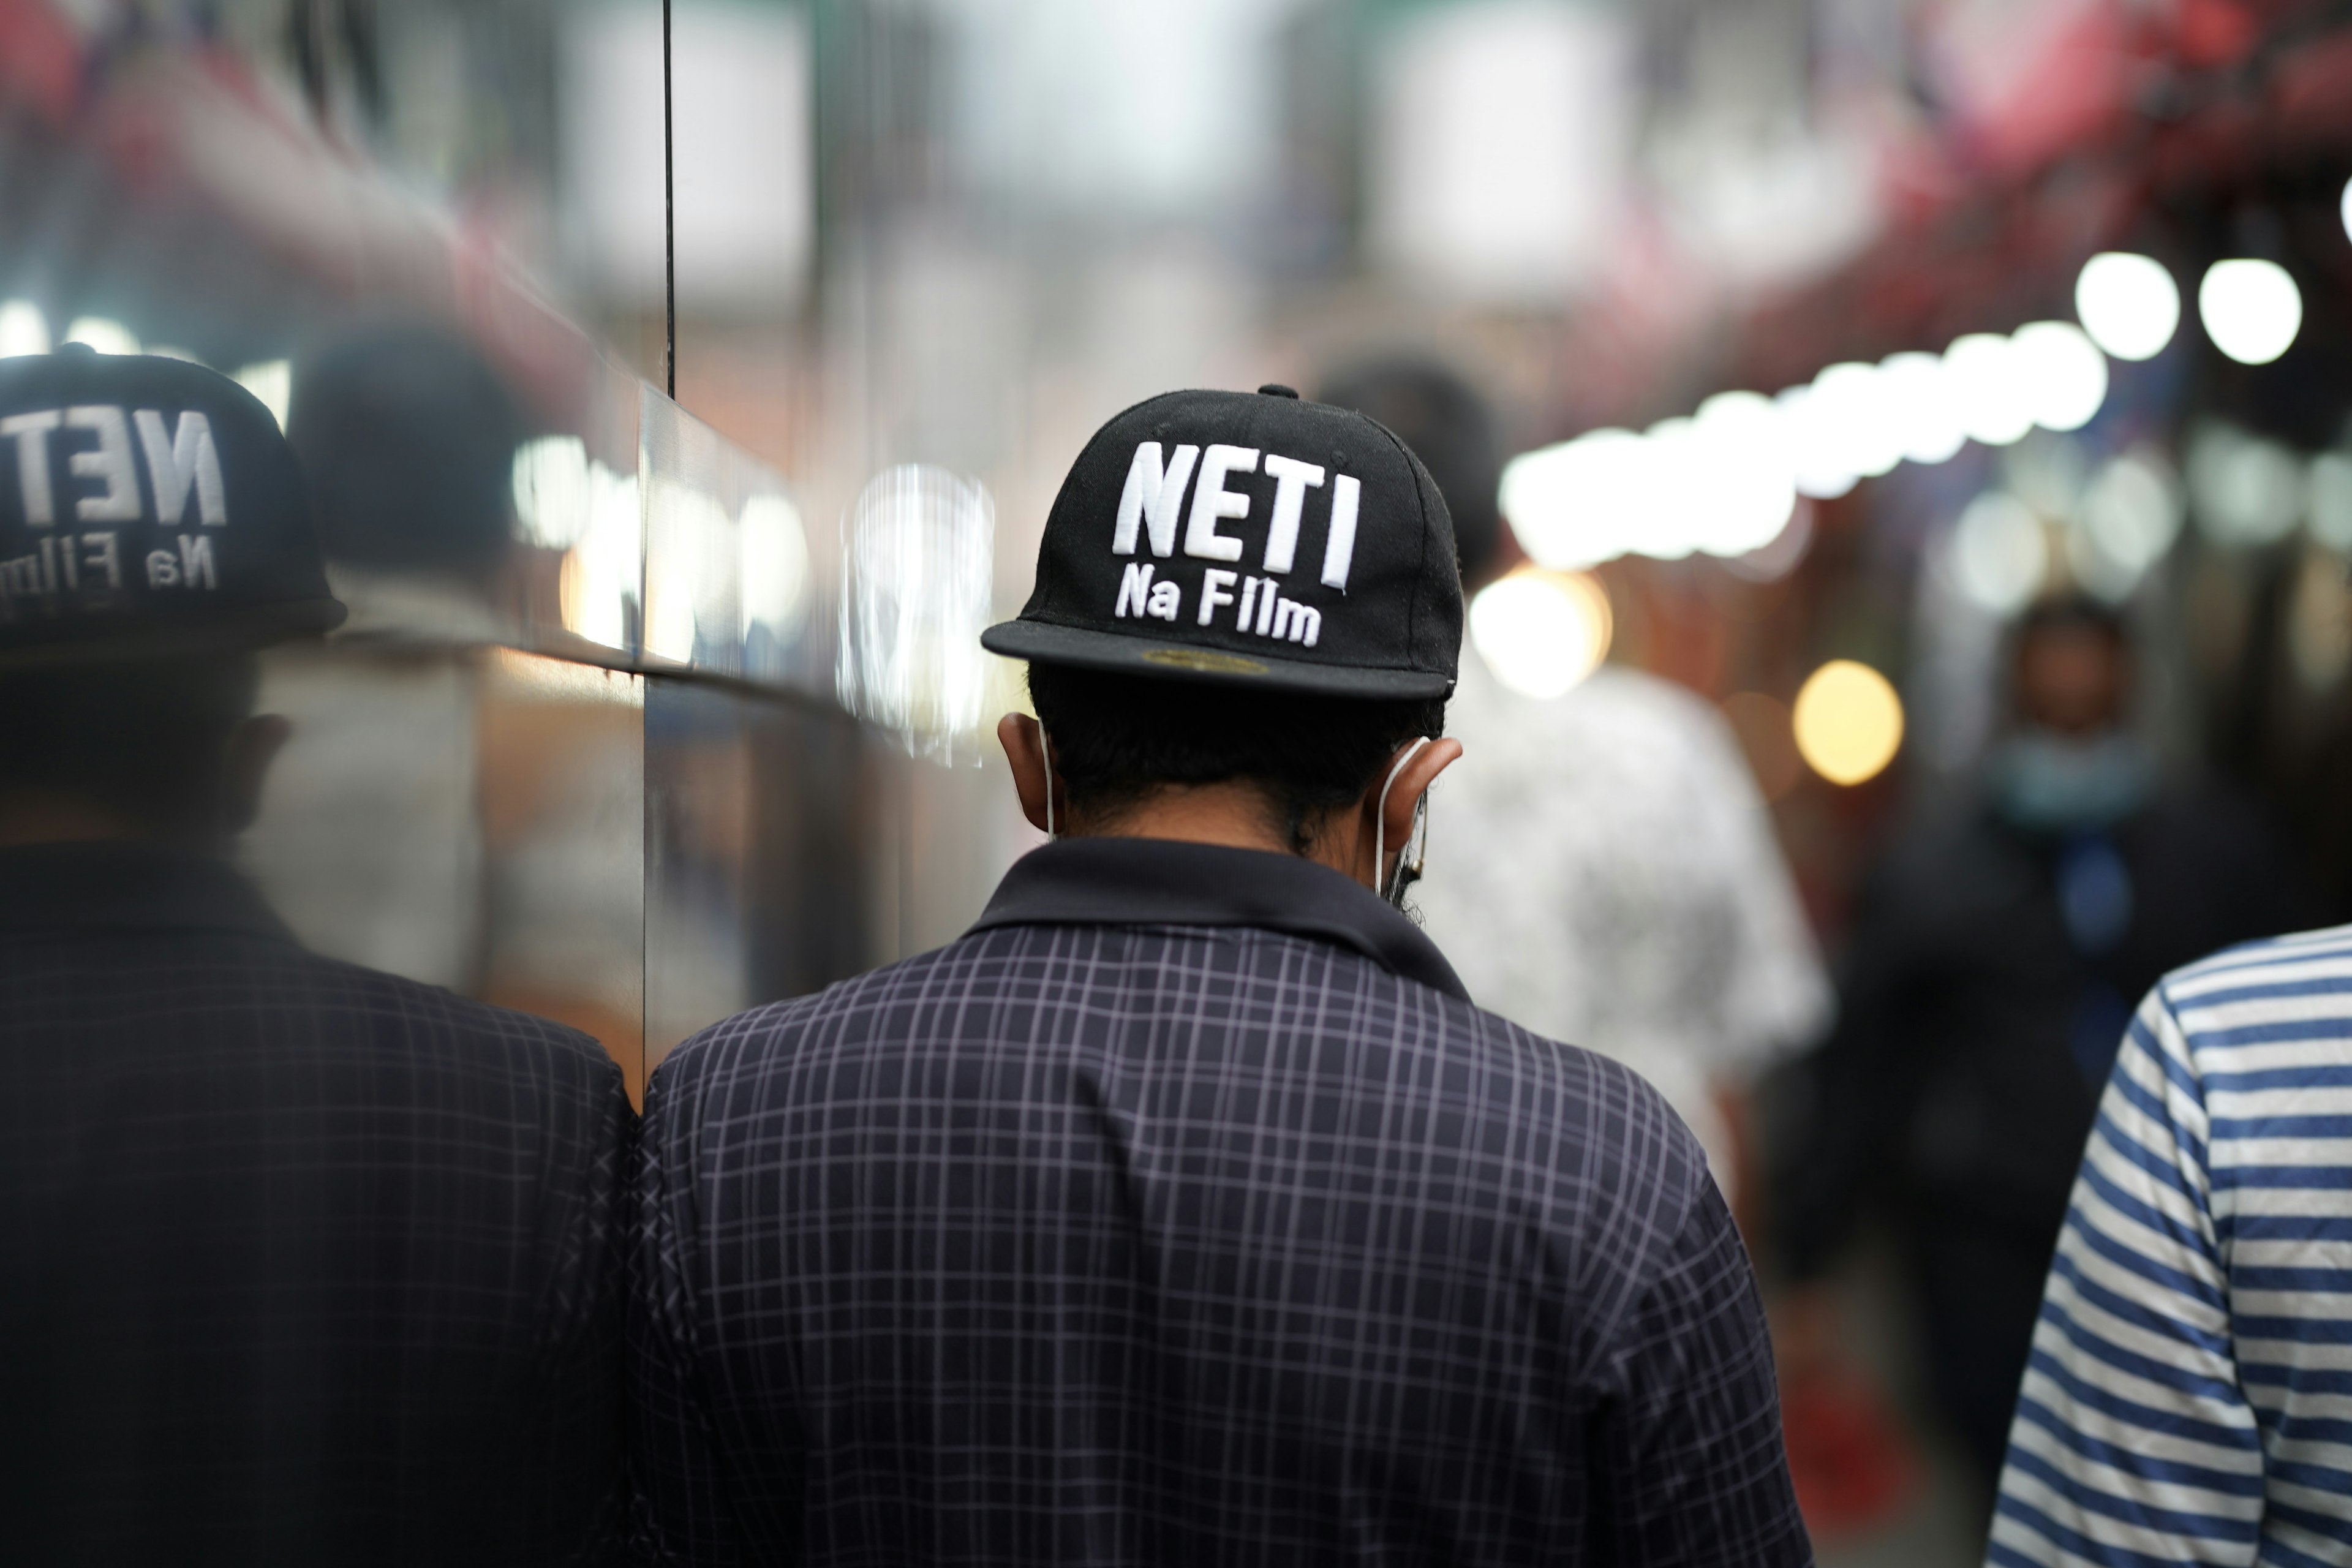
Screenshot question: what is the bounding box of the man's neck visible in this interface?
[1072,783,1362,881]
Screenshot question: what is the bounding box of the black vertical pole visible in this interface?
[662,0,677,400]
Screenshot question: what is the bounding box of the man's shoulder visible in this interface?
[2154,922,2352,1058]
[18,924,622,1102]
[656,923,1711,1207]
[300,949,623,1088]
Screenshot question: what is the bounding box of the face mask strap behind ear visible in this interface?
[1371,736,1433,900]
[1041,726,1057,840]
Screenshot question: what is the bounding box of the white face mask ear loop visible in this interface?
[1041,726,1057,840]
[1371,736,1433,895]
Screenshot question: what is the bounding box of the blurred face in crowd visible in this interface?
[2015,622,2129,737]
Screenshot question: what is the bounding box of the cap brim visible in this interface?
[0,598,348,670]
[982,619,1452,699]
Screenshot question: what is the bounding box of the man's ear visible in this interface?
[1363,736,1463,883]
[998,712,1054,834]
[221,714,292,835]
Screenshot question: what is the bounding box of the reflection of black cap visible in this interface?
[982,385,1463,698]
[0,345,344,663]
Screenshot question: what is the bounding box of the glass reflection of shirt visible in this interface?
[1412,652,1831,1194]
[0,840,629,1565]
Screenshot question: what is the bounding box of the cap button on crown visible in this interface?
[1257,383,1298,399]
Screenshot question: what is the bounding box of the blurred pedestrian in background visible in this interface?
[0,347,630,1565]
[1985,919,2352,1567]
[1322,358,1831,1208]
[1776,597,2310,1501]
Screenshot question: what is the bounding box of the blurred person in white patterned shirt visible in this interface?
[1321,358,1832,1205]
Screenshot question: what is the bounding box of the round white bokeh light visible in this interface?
[1500,428,1646,571]
[1777,383,1861,499]
[1942,332,2036,448]
[2199,258,2302,366]
[2075,252,2180,361]
[2010,322,2109,432]
[1689,390,1798,556]
[1469,568,1612,700]
[1879,351,1967,466]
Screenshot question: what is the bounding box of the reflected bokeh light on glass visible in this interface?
[643,478,734,666]
[62,315,138,355]
[559,461,643,654]
[2074,253,2180,362]
[1792,659,1904,786]
[1,299,50,355]
[1468,566,1612,700]
[2199,258,2303,366]
[837,464,996,762]
[234,360,292,432]
[739,494,812,652]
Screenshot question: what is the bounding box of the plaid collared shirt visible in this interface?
[633,837,1809,1566]
[0,842,630,1566]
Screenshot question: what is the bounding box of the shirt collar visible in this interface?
[0,840,293,943]
[970,835,1469,1002]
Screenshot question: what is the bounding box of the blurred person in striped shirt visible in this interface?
[1986,925,2352,1567]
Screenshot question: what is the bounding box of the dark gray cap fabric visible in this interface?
[983,386,1463,698]
[0,345,344,663]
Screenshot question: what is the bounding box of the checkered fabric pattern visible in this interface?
[0,844,631,1566]
[633,916,1810,1566]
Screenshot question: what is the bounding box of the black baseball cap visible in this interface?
[0,344,344,664]
[982,385,1463,699]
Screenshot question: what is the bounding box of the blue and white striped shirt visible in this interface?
[1988,924,2352,1568]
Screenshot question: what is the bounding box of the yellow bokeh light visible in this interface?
[1792,659,1904,785]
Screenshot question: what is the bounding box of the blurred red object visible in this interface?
[1781,1365,1923,1544]
[0,0,82,127]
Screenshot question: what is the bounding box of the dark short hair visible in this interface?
[0,654,259,835]
[1318,358,1503,584]
[1026,662,1446,854]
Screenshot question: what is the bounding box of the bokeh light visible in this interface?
[1793,659,1904,785]
[2074,252,2179,361]
[2199,258,2302,365]
[2187,423,2304,546]
[0,299,48,356]
[1950,491,2049,614]
[1777,383,1861,499]
[1942,332,2035,448]
[2342,175,2351,243]
[1500,426,1642,571]
[63,315,138,355]
[1880,350,1965,466]
[235,360,292,432]
[1688,390,1798,555]
[2010,321,2108,432]
[1468,566,1613,699]
[2311,452,2352,552]
[1809,360,1902,479]
[2079,449,2182,578]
